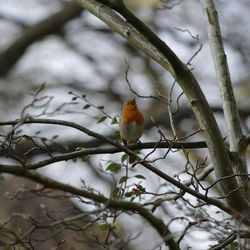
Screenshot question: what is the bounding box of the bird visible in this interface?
[119,98,144,163]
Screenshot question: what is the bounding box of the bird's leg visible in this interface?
[121,137,127,146]
[137,139,142,145]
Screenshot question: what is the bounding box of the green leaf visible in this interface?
[119,176,127,184]
[134,175,146,180]
[121,154,128,162]
[112,130,120,139]
[71,96,77,101]
[106,163,121,173]
[97,116,107,123]
[97,105,104,110]
[83,104,91,109]
[136,184,146,192]
[82,94,86,98]
[111,117,118,125]
[99,223,109,231]
[125,192,134,197]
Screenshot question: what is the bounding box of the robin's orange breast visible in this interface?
[122,107,144,125]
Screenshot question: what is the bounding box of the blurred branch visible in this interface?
[76,0,172,71]
[0,1,82,77]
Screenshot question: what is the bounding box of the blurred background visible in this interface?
[0,0,250,249]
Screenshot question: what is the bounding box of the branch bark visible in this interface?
[200,0,249,194]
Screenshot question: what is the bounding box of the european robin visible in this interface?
[119,98,144,163]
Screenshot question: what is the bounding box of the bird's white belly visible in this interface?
[120,121,143,143]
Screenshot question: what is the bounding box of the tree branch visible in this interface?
[75,0,250,217]
[200,0,243,153]
[0,117,207,162]
[0,118,233,215]
[24,141,208,169]
[0,118,234,217]
[0,164,179,249]
[200,0,249,193]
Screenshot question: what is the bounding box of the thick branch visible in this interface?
[200,0,249,194]
[200,0,243,153]
[0,1,82,76]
